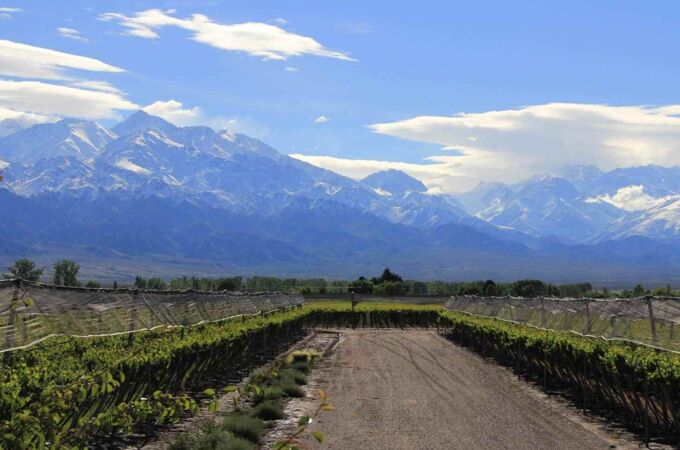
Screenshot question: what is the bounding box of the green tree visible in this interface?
[147,277,168,290]
[371,268,403,284]
[6,258,43,281]
[632,283,645,296]
[511,279,547,298]
[84,280,101,288]
[53,260,80,287]
[350,276,373,294]
[482,279,498,296]
[134,276,147,289]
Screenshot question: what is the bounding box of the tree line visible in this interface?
[3,259,674,297]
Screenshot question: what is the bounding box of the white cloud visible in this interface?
[314,115,330,124]
[289,153,476,192]
[364,102,680,191]
[101,9,356,61]
[0,40,124,80]
[143,99,201,126]
[0,7,21,19]
[142,99,267,136]
[0,80,138,120]
[0,107,55,125]
[272,18,288,25]
[69,80,121,94]
[58,27,87,42]
[587,185,678,211]
[285,67,298,72]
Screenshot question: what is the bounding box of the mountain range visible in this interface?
[2,111,680,285]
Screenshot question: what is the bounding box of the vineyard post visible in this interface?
[128,289,138,347]
[3,278,21,363]
[584,300,592,334]
[540,297,546,327]
[646,296,658,345]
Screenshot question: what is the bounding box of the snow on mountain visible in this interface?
[115,158,153,175]
[111,110,177,137]
[0,119,23,138]
[362,169,427,195]
[0,118,116,164]
[602,197,680,241]
[458,174,624,242]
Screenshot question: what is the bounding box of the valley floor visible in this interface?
[291,330,642,450]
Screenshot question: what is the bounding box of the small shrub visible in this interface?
[170,430,256,450]
[291,361,311,374]
[279,368,307,385]
[222,414,264,443]
[251,386,284,405]
[251,400,285,421]
[279,380,304,398]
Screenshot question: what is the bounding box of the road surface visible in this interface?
[302,330,618,450]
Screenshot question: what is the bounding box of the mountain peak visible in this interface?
[112,110,177,137]
[362,169,427,195]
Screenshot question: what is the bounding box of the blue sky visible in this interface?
[3,1,680,191]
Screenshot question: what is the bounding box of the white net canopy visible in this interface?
[445,295,680,353]
[0,278,304,352]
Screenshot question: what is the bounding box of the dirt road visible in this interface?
[300,330,620,450]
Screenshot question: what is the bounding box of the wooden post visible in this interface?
[584,300,592,334]
[128,290,137,347]
[540,297,546,327]
[3,279,21,363]
[647,296,658,345]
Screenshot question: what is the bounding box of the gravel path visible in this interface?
[300,330,621,450]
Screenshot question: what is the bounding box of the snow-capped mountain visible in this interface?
[0,119,116,164]
[0,111,468,229]
[456,166,680,243]
[5,112,680,282]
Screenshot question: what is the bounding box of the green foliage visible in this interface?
[250,400,284,421]
[6,259,43,282]
[0,306,309,448]
[52,259,80,287]
[370,267,403,284]
[84,280,101,288]
[510,279,547,297]
[349,276,373,294]
[221,414,264,443]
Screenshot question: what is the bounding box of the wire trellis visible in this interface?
[0,278,304,353]
[445,295,680,353]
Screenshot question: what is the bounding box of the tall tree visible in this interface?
[6,259,43,282]
[53,260,80,287]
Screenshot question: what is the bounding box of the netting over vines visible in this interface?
[445,295,680,352]
[0,278,304,352]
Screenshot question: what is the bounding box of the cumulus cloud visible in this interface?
[314,115,330,124]
[143,99,201,126]
[0,107,55,127]
[101,9,356,61]
[142,99,267,136]
[587,185,678,211]
[345,102,680,192]
[0,40,124,80]
[0,7,21,19]
[58,27,87,42]
[0,80,138,120]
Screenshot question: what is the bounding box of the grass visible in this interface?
[251,400,285,421]
[221,414,264,443]
[169,431,255,450]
